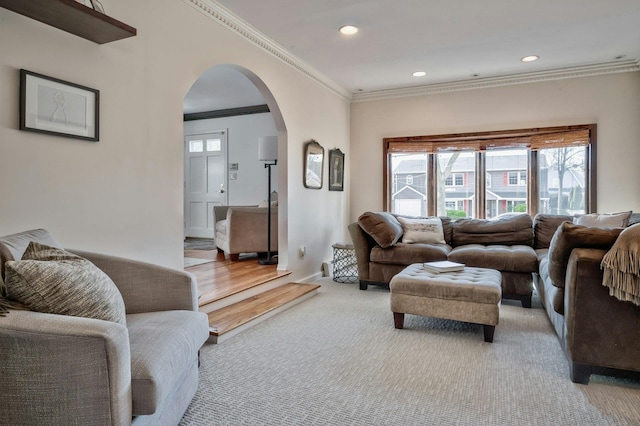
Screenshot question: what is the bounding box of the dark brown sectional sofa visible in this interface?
[348,213,538,307]
[349,211,640,383]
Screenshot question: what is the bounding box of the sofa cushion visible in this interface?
[0,228,62,282]
[370,242,450,265]
[358,212,403,248]
[397,216,445,244]
[533,214,573,249]
[452,214,534,246]
[127,310,209,416]
[573,211,632,228]
[3,242,126,325]
[448,244,538,273]
[548,221,622,289]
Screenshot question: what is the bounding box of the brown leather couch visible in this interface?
[533,214,640,384]
[348,213,538,307]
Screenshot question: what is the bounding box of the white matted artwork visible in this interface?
[20,69,99,141]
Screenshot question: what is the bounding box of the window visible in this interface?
[508,171,526,186]
[406,175,413,185]
[189,140,204,153]
[383,125,595,218]
[538,146,587,215]
[438,153,475,218]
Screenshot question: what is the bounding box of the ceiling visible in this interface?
[184,0,640,113]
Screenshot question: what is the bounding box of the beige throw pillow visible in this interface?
[3,242,126,325]
[573,211,631,228]
[397,217,445,244]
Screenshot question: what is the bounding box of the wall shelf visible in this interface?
[0,0,136,44]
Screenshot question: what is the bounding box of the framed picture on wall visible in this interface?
[328,148,344,191]
[303,140,324,189]
[19,69,99,141]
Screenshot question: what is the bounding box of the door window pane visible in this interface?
[390,153,428,217]
[189,140,204,153]
[206,138,221,152]
[538,147,586,215]
[437,152,475,218]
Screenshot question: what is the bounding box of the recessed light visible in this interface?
[521,55,539,62]
[412,71,426,77]
[339,25,358,35]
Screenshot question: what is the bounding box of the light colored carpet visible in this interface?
[180,278,640,425]
[184,257,214,268]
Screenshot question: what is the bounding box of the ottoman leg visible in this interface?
[393,312,404,329]
[483,325,495,343]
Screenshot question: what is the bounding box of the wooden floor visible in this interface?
[185,249,291,306]
[184,247,319,342]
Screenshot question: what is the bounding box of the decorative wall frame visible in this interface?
[303,140,324,189]
[20,69,99,141]
[328,148,345,191]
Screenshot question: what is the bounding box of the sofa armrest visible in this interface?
[226,207,277,254]
[0,310,131,425]
[348,222,373,281]
[69,250,198,314]
[564,248,640,373]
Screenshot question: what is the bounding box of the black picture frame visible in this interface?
[19,69,99,142]
[328,148,345,191]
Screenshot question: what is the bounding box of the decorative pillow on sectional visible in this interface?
[573,211,632,228]
[533,214,573,249]
[547,221,623,289]
[397,216,445,244]
[358,212,403,248]
[3,242,126,325]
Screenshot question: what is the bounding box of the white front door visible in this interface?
[184,132,227,238]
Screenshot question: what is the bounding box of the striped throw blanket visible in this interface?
[601,223,640,306]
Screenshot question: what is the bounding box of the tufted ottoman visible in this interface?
[390,264,502,342]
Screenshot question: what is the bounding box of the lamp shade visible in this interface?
[258,136,278,161]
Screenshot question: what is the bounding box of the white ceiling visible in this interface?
[184,0,640,113]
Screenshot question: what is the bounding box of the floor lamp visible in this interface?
[258,136,278,265]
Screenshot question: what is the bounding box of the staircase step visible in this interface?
[207,282,320,343]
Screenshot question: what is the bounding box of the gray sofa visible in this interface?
[214,205,278,260]
[349,212,537,307]
[0,229,210,425]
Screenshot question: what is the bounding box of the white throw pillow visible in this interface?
[573,211,631,228]
[397,217,445,244]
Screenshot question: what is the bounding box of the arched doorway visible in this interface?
[183,64,288,268]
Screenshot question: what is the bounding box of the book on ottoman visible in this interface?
[423,260,465,273]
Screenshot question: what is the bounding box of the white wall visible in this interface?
[0,0,350,278]
[350,72,640,222]
[184,112,278,205]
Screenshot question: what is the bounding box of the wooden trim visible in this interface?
[588,124,597,212]
[183,104,270,121]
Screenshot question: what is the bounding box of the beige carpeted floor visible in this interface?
[180,278,640,425]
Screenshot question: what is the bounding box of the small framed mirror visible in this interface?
[304,140,324,189]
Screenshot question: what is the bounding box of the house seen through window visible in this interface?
[384,125,594,219]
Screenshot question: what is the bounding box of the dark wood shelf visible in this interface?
[0,0,136,44]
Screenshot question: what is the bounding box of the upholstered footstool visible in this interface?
[390,264,502,342]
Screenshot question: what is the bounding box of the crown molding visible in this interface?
[182,0,352,101]
[351,59,640,103]
[181,0,639,106]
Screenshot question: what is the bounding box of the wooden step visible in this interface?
[206,282,320,343]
